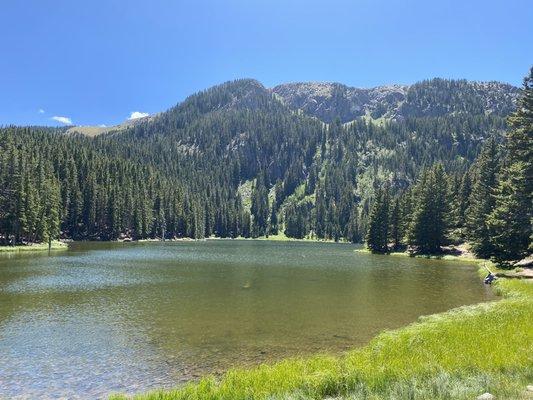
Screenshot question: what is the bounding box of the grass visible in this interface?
[0,240,67,253]
[217,232,339,243]
[354,248,483,263]
[110,272,533,399]
[254,232,336,243]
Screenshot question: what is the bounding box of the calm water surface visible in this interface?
[0,240,493,399]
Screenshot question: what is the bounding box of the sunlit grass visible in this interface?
[0,240,67,252]
[355,248,481,263]
[234,232,337,243]
[111,277,533,400]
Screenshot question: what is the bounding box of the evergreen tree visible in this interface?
[269,205,278,235]
[466,139,499,258]
[487,162,531,265]
[389,197,402,250]
[406,164,448,253]
[457,171,472,236]
[505,67,533,189]
[345,209,360,243]
[314,186,327,239]
[251,172,270,237]
[487,69,533,265]
[366,185,390,253]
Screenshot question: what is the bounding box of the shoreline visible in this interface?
[110,263,533,399]
[354,249,483,265]
[0,235,336,252]
[0,241,68,253]
[356,247,533,279]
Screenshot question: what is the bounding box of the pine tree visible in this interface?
[251,173,269,237]
[269,205,278,235]
[389,197,402,250]
[487,162,530,265]
[430,163,449,249]
[345,209,360,243]
[506,67,533,188]
[457,171,472,237]
[366,185,390,253]
[487,68,533,266]
[466,139,499,258]
[406,164,448,253]
[315,186,327,239]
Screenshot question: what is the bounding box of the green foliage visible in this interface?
[406,164,448,253]
[251,173,270,237]
[487,162,531,265]
[365,185,390,253]
[389,197,402,250]
[466,139,499,257]
[486,68,533,266]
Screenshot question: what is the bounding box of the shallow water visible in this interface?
[0,240,493,399]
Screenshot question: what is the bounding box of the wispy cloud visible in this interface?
[51,116,73,125]
[128,111,149,120]
[38,108,45,114]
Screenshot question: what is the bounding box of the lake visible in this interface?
[0,240,493,399]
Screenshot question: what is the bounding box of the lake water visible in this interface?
[0,240,493,399]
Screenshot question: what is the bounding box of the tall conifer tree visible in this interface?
[366,185,390,253]
[487,68,533,265]
[466,139,499,258]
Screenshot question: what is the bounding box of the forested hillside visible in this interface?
[1,73,530,265]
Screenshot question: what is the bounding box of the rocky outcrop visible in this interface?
[272,82,407,123]
[272,79,519,123]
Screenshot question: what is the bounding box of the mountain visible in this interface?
[69,78,518,134]
[0,77,520,244]
[272,79,519,123]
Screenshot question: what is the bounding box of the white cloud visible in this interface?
[51,116,73,125]
[128,111,149,120]
[38,108,45,114]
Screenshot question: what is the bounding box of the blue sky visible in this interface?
[1,0,531,127]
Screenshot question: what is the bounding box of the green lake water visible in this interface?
[0,240,494,398]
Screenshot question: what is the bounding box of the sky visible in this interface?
[1,0,531,127]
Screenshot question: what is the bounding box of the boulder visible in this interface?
[515,255,533,268]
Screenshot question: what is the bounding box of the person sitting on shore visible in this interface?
[484,273,496,285]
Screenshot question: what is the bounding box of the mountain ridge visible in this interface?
[272,78,519,123]
[65,77,519,135]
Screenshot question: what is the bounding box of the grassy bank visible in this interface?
[354,248,481,263]
[111,273,533,399]
[211,233,339,243]
[0,240,68,253]
[254,233,337,243]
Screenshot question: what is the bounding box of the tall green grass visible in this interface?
[111,279,533,400]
